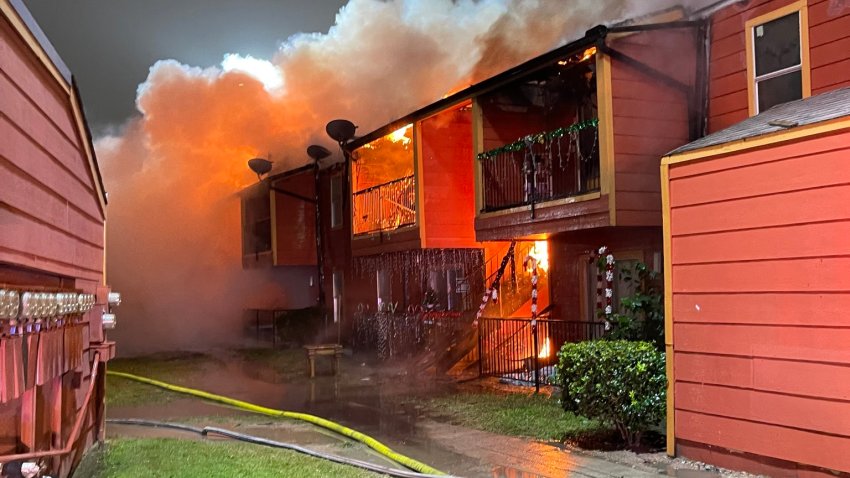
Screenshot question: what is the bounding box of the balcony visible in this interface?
[352,175,415,235]
[478,120,600,213]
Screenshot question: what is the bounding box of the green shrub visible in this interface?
[554,340,666,448]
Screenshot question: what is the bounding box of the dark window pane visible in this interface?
[757,70,802,112]
[754,12,800,77]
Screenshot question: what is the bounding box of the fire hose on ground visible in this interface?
[105,371,446,476]
[105,418,452,478]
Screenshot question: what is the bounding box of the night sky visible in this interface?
[23,0,347,131]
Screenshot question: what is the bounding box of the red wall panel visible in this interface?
[419,105,477,249]
[668,129,850,473]
[0,15,105,283]
[271,170,317,266]
[707,0,850,131]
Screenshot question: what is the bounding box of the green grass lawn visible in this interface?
[74,438,384,478]
[106,352,218,406]
[418,390,608,442]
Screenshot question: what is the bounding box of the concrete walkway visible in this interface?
[420,421,663,478]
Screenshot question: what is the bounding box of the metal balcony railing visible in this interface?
[478,120,600,213]
[352,175,416,235]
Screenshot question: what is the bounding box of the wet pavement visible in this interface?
[105,348,721,478]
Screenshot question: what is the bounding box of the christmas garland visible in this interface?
[476,118,599,160]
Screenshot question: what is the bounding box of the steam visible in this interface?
[97,0,701,355]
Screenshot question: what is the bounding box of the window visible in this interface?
[746,3,810,115]
[330,175,343,229]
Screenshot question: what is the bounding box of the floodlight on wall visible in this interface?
[307,145,332,162]
[102,312,116,329]
[0,289,20,320]
[20,292,34,320]
[248,157,274,180]
[326,119,357,144]
[108,292,121,306]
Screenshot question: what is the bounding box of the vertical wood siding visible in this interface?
[708,0,850,132]
[668,130,850,474]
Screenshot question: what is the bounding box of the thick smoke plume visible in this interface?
[98,0,698,355]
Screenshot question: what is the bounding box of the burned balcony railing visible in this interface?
[352,175,416,235]
[478,119,600,213]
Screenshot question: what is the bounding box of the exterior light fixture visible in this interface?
[107,292,121,306]
[20,292,34,320]
[0,289,20,320]
[248,157,273,180]
[102,312,116,329]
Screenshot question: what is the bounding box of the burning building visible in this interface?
[0,0,116,475]
[244,0,850,474]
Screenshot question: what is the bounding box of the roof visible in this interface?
[7,0,72,84]
[347,1,721,151]
[669,87,850,155]
[347,26,607,150]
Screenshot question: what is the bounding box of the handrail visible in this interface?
[0,352,101,462]
[352,174,414,195]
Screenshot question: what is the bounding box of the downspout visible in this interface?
[698,19,711,138]
[314,161,328,333]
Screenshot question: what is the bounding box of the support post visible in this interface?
[477,318,484,378]
[532,319,539,393]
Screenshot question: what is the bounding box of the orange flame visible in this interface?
[388,124,412,145]
[528,240,549,272]
[538,337,551,358]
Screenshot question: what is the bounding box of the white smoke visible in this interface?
[97,0,704,355]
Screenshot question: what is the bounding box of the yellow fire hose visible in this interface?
[106,371,445,476]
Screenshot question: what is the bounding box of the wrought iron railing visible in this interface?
[478,317,608,390]
[478,120,600,213]
[352,175,416,235]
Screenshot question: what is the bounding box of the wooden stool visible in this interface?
[304,344,343,378]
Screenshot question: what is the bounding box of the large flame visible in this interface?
[538,337,551,358]
[529,240,549,272]
[388,124,412,145]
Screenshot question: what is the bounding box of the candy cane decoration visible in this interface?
[524,255,539,319]
[474,241,517,326]
[593,246,615,330]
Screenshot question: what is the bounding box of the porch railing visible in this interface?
[478,120,600,213]
[352,175,416,235]
[478,317,607,390]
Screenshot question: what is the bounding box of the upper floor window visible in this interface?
[746,3,810,114]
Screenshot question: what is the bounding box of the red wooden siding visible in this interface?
[419,105,477,249]
[708,0,850,132]
[1,3,109,471]
[667,129,850,474]
[610,29,695,226]
[271,170,317,266]
[0,15,105,281]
